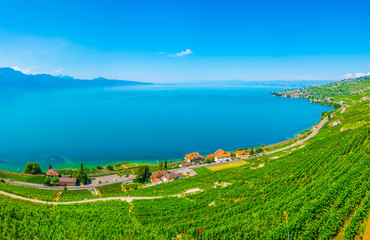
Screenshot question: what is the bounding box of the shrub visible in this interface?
[44,176,51,185]
[52,177,59,185]
[106,165,114,171]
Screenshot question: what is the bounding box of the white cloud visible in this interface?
[169,49,193,57]
[54,68,63,73]
[12,66,21,71]
[155,52,166,55]
[355,72,370,78]
[12,66,37,74]
[343,73,352,78]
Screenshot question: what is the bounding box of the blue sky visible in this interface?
[0,0,370,82]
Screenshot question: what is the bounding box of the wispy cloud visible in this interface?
[355,72,370,78]
[155,52,166,55]
[169,49,193,57]
[343,73,352,78]
[54,68,63,73]
[12,66,37,74]
[343,72,370,79]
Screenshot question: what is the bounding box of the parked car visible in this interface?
[61,184,66,186]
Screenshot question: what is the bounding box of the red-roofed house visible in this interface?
[152,177,161,182]
[185,152,204,164]
[46,169,60,177]
[214,149,226,157]
[215,152,232,162]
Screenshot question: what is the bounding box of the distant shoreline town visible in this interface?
[271,76,370,108]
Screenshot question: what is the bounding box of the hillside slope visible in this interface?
[0,76,369,239]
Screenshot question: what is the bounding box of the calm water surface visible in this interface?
[0,84,332,171]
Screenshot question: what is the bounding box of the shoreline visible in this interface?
[0,89,333,173]
[0,114,327,174]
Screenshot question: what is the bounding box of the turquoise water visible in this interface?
[0,84,332,171]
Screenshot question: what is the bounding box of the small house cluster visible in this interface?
[150,170,184,183]
[351,89,366,94]
[183,148,251,166]
[46,169,77,186]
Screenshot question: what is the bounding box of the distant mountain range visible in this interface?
[0,68,152,88]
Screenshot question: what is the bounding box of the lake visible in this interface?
[0,83,332,171]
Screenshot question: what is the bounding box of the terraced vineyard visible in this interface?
[0,76,369,239]
[0,124,369,239]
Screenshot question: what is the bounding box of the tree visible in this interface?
[250,148,255,155]
[158,161,163,170]
[23,162,41,174]
[205,159,213,164]
[164,160,168,170]
[52,177,59,185]
[48,164,52,170]
[96,166,103,170]
[73,163,88,185]
[44,176,51,185]
[136,166,150,183]
[106,165,114,171]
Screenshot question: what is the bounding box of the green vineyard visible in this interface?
[0,76,369,239]
[0,125,369,239]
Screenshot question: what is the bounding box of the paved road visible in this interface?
[1,176,134,191]
[0,188,202,204]
[181,116,329,171]
[264,116,328,155]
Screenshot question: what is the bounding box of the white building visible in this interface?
[330,120,341,127]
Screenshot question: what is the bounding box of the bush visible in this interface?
[96,166,103,170]
[106,165,114,171]
[44,176,51,185]
[52,177,59,185]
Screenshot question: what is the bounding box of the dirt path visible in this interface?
[363,214,370,240]
[0,188,202,205]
